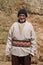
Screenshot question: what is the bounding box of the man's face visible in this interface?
[18,14,26,23]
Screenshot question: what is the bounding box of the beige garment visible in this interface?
[6,21,36,57]
[18,23,25,34]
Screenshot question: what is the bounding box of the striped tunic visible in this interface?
[6,21,36,57]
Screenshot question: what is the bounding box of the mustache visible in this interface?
[20,18,25,20]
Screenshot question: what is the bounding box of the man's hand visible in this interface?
[6,55,11,61]
[29,54,33,57]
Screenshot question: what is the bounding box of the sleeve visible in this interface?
[30,24,37,56]
[5,25,13,56]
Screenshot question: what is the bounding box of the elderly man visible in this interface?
[6,9,36,65]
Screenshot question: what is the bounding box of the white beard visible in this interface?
[19,19,26,23]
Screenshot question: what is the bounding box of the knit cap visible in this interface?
[17,9,27,17]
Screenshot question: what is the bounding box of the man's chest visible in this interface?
[12,23,31,40]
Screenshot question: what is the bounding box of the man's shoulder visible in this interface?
[26,21,33,26]
[12,22,18,27]
[10,22,18,29]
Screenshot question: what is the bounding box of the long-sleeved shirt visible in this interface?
[6,21,36,57]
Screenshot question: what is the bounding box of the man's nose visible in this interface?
[20,16,24,18]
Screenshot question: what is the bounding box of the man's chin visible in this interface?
[20,20,26,23]
[18,19,26,23]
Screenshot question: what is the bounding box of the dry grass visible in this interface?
[0,1,43,65]
[0,44,11,65]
